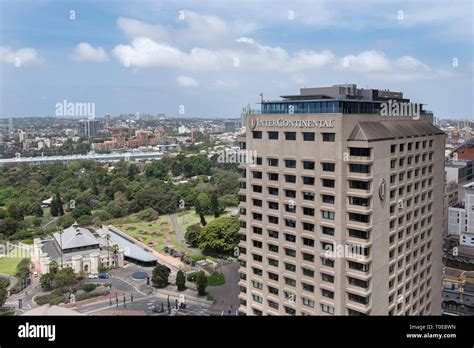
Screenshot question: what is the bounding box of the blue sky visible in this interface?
[0,0,473,118]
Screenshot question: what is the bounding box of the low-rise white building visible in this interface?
[33,222,124,274]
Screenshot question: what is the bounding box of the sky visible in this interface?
[0,0,473,119]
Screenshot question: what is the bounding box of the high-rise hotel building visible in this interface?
[237,84,445,315]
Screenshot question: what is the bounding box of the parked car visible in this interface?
[98,273,110,279]
[88,274,98,279]
[33,271,38,277]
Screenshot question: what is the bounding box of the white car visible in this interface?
[88,274,98,279]
[33,271,38,277]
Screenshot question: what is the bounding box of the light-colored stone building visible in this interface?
[237,84,445,316]
[33,222,124,275]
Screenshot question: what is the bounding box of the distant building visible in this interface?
[224,120,240,133]
[78,119,101,137]
[450,137,474,160]
[442,268,474,316]
[104,114,111,128]
[448,184,474,247]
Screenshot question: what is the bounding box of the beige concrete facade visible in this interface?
[237,112,445,315]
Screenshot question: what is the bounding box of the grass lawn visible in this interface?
[176,209,230,233]
[117,214,194,255]
[0,246,27,276]
[0,257,22,276]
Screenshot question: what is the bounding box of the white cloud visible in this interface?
[341,50,391,72]
[0,46,42,66]
[71,43,109,62]
[177,75,199,87]
[117,17,169,40]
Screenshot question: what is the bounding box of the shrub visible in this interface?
[81,283,97,292]
[195,271,208,296]
[185,224,201,247]
[207,272,225,286]
[176,270,186,291]
[186,272,197,282]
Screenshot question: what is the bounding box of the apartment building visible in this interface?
[237,84,445,315]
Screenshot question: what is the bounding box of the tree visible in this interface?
[151,264,170,288]
[194,192,210,226]
[111,244,120,266]
[72,204,91,219]
[210,192,221,218]
[104,234,111,266]
[54,267,76,289]
[198,216,240,256]
[50,192,65,217]
[185,224,202,247]
[176,270,186,291]
[49,260,59,273]
[0,283,7,308]
[39,272,54,290]
[195,270,207,296]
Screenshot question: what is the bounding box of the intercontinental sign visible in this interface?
[249,118,335,129]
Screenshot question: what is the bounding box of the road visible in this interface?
[207,262,240,315]
[171,214,200,255]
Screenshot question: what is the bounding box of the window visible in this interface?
[285,175,296,183]
[303,298,315,308]
[349,196,370,206]
[322,179,335,188]
[349,213,370,223]
[321,304,335,315]
[285,132,296,140]
[268,173,278,181]
[252,131,262,139]
[348,229,370,240]
[348,292,369,305]
[348,261,369,272]
[321,273,334,283]
[268,230,279,238]
[303,132,315,141]
[349,164,370,173]
[303,161,315,170]
[302,252,314,262]
[302,237,315,247]
[322,133,335,142]
[348,277,370,288]
[322,163,335,172]
[252,171,262,179]
[303,192,315,201]
[285,189,296,198]
[322,195,335,204]
[268,187,279,196]
[303,207,315,216]
[349,180,370,190]
[322,226,335,236]
[350,148,371,157]
[285,159,296,168]
[303,222,315,232]
[322,210,335,220]
[285,233,296,242]
[321,289,334,299]
[303,176,315,185]
[268,158,279,166]
[268,131,279,140]
[302,267,315,277]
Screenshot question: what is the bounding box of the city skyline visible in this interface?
[1,0,473,119]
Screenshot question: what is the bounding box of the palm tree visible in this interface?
[59,229,64,269]
[104,234,111,266]
[111,244,120,267]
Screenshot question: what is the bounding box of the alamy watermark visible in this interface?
[55,99,96,118]
[324,243,366,261]
[217,149,258,165]
[380,100,421,119]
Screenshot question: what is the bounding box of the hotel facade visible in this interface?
[237,84,445,315]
